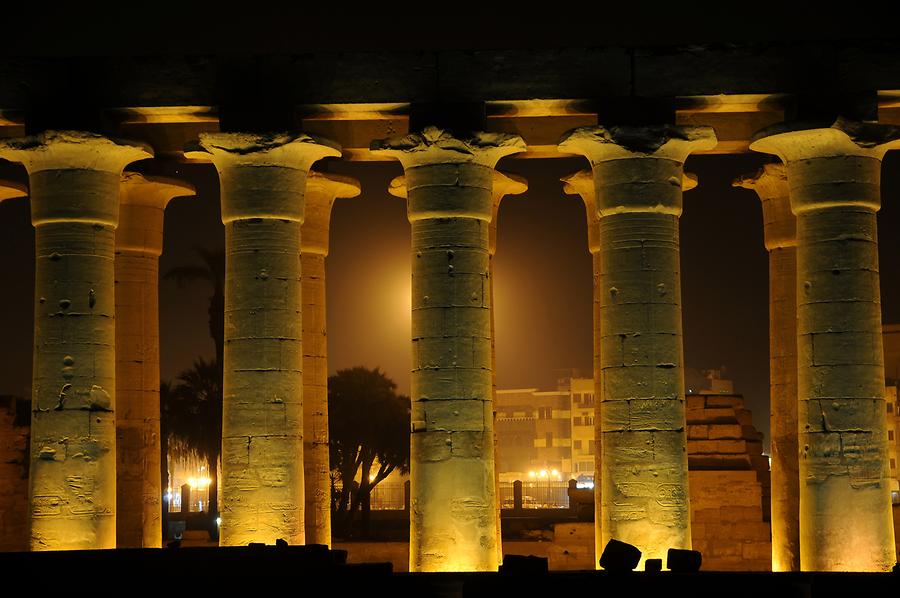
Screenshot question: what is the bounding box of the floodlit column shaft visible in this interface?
[0,131,151,550]
[560,125,716,567]
[187,133,340,546]
[734,164,799,571]
[115,174,194,548]
[372,127,525,572]
[564,168,699,567]
[300,172,360,547]
[751,120,900,572]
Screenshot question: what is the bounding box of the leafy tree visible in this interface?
[329,367,410,537]
[161,358,223,532]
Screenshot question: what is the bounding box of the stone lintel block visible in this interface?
[301,171,360,255]
[708,424,744,439]
[686,408,737,424]
[186,132,340,223]
[687,424,709,439]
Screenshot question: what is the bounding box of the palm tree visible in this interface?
[161,358,223,533]
[164,247,225,367]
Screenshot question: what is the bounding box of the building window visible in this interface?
[586,416,594,426]
[588,440,596,455]
[585,393,594,407]
[573,416,582,426]
[574,440,582,450]
[546,432,553,447]
[888,402,895,414]
[891,458,897,470]
[890,430,895,441]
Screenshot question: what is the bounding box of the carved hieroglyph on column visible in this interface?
[751,118,900,572]
[390,169,528,565]
[186,133,340,546]
[115,173,195,548]
[372,127,526,572]
[0,131,152,550]
[301,171,360,547]
[734,163,799,572]
[563,168,698,567]
[559,125,716,567]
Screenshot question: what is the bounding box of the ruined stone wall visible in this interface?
[0,396,30,551]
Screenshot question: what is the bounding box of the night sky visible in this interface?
[3,150,900,449]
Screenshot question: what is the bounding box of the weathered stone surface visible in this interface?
[751,118,900,572]
[115,173,195,549]
[187,132,339,546]
[300,172,360,548]
[373,127,524,572]
[0,131,152,550]
[559,125,714,567]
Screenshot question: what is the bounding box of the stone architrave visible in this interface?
[186,132,340,546]
[115,173,195,548]
[372,126,526,572]
[562,168,699,567]
[300,171,360,547]
[0,131,152,550]
[734,163,799,572]
[390,169,528,565]
[751,118,900,572]
[559,125,716,568]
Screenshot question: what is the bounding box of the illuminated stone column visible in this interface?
[0,131,152,550]
[391,169,527,565]
[186,133,340,546]
[559,125,716,567]
[372,126,525,572]
[115,173,195,548]
[562,168,698,567]
[300,171,360,546]
[751,118,900,572]
[734,163,799,572]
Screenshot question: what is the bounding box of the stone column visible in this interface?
[372,126,525,572]
[559,125,716,567]
[562,168,698,567]
[185,132,340,546]
[391,169,527,565]
[0,131,152,550]
[734,163,799,572]
[750,118,900,572]
[115,173,195,548]
[300,171,360,547]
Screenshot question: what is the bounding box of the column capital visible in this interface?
[559,125,714,217]
[371,126,525,169]
[750,117,900,162]
[558,124,717,163]
[120,172,195,209]
[117,173,196,256]
[0,130,152,174]
[184,132,341,223]
[488,172,527,256]
[0,180,27,203]
[750,118,900,214]
[0,131,153,226]
[301,171,361,255]
[733,163,795,250]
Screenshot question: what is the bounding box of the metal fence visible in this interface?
[499,481,570,509]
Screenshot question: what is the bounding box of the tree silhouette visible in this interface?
[329,367,410,538]
[161,357,223,532]
[164,247,225,368]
